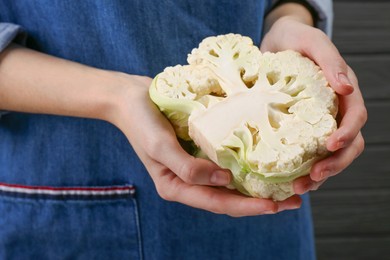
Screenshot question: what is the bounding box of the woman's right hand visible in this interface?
[109,73,302,217]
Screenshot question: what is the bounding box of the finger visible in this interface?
[277,195,303,212]
[327,103,367,152]
[137,98,231,186]
[157,174,278,217]
[293,175,327,195]
[215,187,303,213]
[154,172,301,217]
[303,30,354,96]
[150,136,231,186]
[327,68,367,151]
[216,187,303,213]
[311,132,365,182]
[311,179,327,191]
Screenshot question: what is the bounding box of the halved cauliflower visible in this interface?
[149,34,338,201]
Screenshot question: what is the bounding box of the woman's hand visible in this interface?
[110,74,302,217]
[0,43,301,216]
[260,16,367,195]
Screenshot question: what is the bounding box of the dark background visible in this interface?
[311,0,390,259]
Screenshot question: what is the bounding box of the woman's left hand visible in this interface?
[260,17,367,195]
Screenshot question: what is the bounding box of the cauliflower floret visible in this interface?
[243,174,294,201]
[149,34,338,201]
[152,65,222,140]
[188,33,262,94]
[157,65,223,99]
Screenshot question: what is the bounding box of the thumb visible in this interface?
[151,136,232,186]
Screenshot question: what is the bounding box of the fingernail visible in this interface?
[320,170,331,180]
[264,204,278,214]
[336,141,345,149]
[210,170,230,185]
[277,200,301,212]
[289,203,301,210]
[338,73,354,92]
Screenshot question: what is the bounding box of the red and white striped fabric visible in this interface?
[0,182,135,200]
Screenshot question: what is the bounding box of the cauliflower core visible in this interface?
[149,34,338,201]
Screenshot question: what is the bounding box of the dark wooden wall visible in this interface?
[311,1,390,259]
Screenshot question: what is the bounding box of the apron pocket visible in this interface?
[0,182,142,260]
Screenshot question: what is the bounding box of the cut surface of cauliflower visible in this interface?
[149,34,338,201]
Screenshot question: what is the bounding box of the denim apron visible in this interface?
[0,1,316,259]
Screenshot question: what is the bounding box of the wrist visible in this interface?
[264,2,314,33]
[88,70,128,123]
[103,71,153,131]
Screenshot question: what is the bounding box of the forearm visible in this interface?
[264,2,314,33]
[0,44,124,122]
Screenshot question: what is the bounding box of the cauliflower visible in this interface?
[149,34,338,201]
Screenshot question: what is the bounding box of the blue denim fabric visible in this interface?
[0,194,142,259]
[0,1,316,259]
